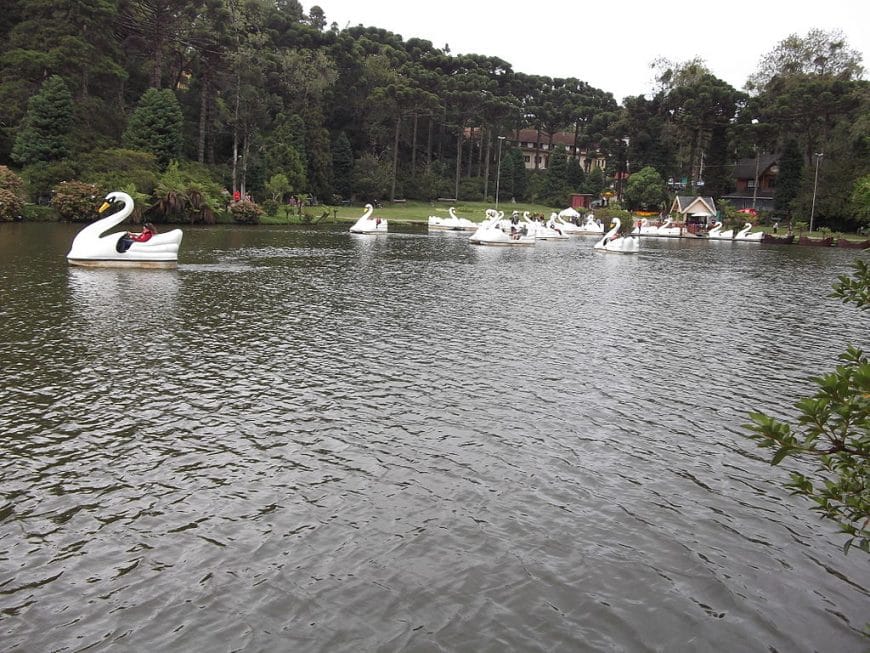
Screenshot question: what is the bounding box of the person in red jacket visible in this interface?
[130,223,156,242]
[117,223,157,252]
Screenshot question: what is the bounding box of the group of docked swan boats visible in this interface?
[68,193,834,269]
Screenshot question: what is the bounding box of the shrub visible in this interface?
[262,198,278,216]
[229,199,263,225]
[0,166,25,198]
[21,160,80,202]
[459,176,484,202]
[50,180,103,222]
[0,188,24,222]
[146,161,223,224]
[78,148,160,195]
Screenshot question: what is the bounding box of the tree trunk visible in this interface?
[206,85,215,166]
[687,128,699,194]
[232,68,240,195]
[482,129,492,201]
[411,113,418,176]
[151,34,163,89]
[454,123,463,199]
[241,130,249,196]
[477,125,485,178]
[426,115,433,165]
[466,126,474,177]
[390,114,401,201]
[198,68,209,163]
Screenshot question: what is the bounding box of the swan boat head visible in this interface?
[67,191,183,268]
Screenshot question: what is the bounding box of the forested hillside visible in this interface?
[0,1,866,228]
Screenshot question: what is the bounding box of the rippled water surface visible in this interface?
[1,223,868,652]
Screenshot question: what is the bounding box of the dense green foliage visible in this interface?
[123,89,184,170]
[774,139,803,218]
[11,75,73,166]
[623,166,667,210]
[746,259,869,554]
[0,6,866,225]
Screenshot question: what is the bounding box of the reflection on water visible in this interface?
[1,223,868,652]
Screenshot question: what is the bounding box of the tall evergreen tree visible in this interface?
[542,145,570,205]
[11,76,73,166]
[263,114,308,194]
[509,149,527,201]
[774,138,803,218]
[702,123,731,199]
[587,167,605,196]
[123,88,183,170]
[565,157,584,192]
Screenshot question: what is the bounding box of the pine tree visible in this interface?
[11,76,73,166]
[123,89,184,170]
[774,139,803,218]
[510,149,527,201]
[542,145,570,205]
[587,167,605,195]
[702,123,731,199]
[565,157,584,191]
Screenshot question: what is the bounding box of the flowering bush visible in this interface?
[50,180,103,222]
[229,199,263,225]
[0,166,25,198]
[0,188,23,222]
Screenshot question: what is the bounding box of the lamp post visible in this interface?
[809,152,823,232]
[495,135,506,210]
[751,146,760,210]
[751,119,759,210]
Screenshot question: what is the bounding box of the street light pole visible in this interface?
[809,152,823,232]
[750,119,759,210]
[495,136,506,210]
[751,145,759,210]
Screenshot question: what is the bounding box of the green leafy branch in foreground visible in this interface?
[745,259,869,554]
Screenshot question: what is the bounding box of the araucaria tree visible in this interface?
[123,89,184,170]
[746,259,869,554]
[11,75,73,166]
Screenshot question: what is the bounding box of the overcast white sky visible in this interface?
[316,0,869,103]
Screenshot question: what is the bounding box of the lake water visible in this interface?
[1,222,868,652]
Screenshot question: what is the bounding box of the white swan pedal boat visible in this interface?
[733,222,763,241]
[66,191,182,269]
[468,210,534,246]
[349,204,388,234]
[631,218,660,236]
[428,207,477,231]
[575,213,605,235]
[706,221,733,240]
[593,218,639,254]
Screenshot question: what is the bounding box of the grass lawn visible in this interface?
[260,199,562,225]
